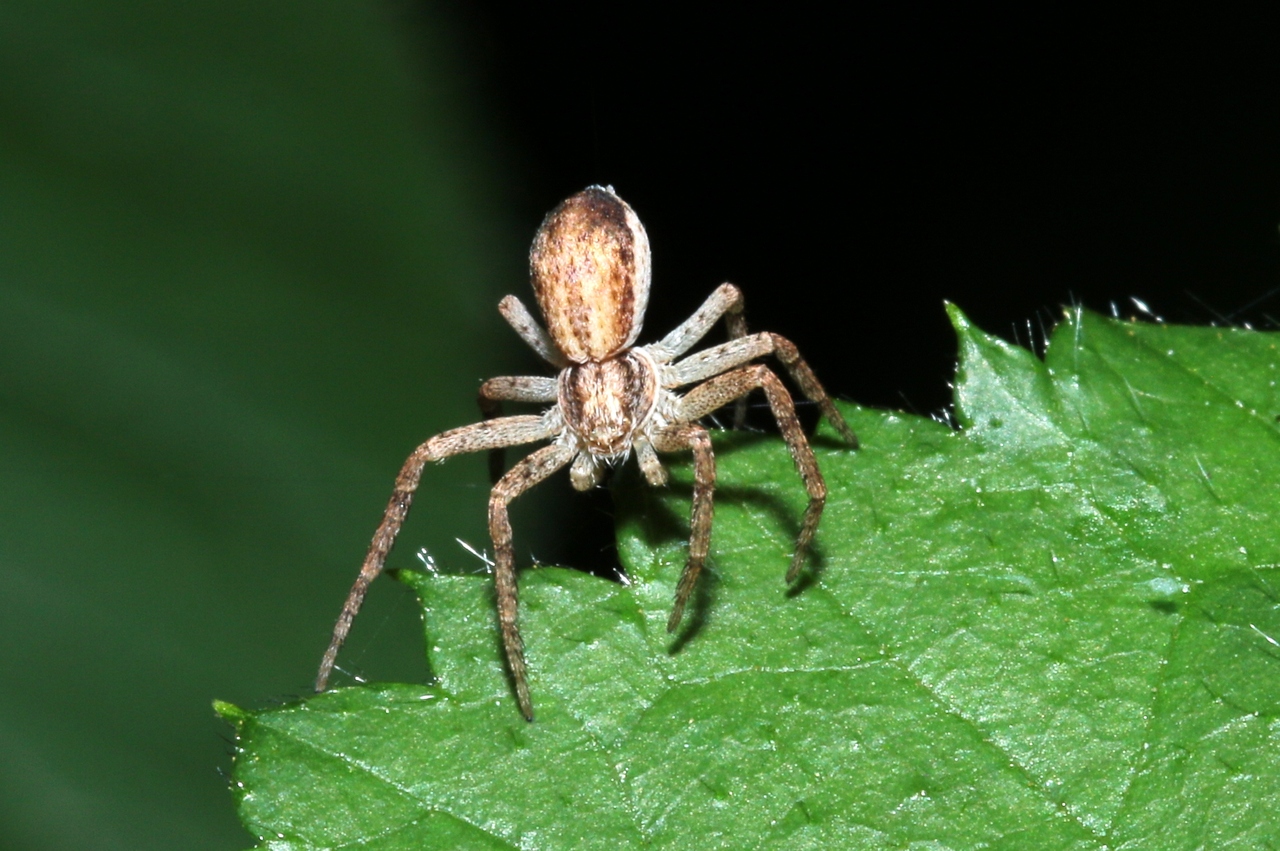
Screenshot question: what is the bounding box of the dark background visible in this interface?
[449,2,1280,410]
[1,3,1277,848]
[443,2,1280,572]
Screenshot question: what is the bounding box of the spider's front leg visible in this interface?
[677,364,829,583]
[478,375,558,483]
[489,443,576,720]
[315,414,555,693]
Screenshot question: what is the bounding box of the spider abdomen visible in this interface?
[559,350,658,457]
[529,186,652,363]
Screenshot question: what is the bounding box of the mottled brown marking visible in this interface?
[530,186,651,363]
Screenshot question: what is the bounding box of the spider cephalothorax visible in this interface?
[316,186,857,720]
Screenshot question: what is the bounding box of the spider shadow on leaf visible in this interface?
[610,431,830,652]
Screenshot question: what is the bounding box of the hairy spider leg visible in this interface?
[648,283,751,429]
[489,443,576,720]
[478,375,558,483]
[666,332,858,447]
[315,414,556,692]
[668,364,829,627]
[497,295,568,368]
[651,423,716,632]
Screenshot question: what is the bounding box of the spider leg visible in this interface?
[728,322,749,431]
[677,364,828,583]
[478,376,559,483]
[647,282,745,364]
[315,414,556,693]
[634,437,669,486]
[643,282,753,428]
[489,443,576,720]
[499,295,569,368]
[652,424,716,632]
[666,332,857,447]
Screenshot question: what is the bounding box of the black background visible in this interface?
[443,3,1280,415]
[424,4,1280,574]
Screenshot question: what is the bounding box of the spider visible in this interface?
[315,186,857,720]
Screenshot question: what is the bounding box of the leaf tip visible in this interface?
[213,699,248,723]
[943,300,974,334]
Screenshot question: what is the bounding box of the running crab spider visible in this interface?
[315,185,857,720]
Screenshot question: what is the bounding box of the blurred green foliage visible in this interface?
[0,2,532,847]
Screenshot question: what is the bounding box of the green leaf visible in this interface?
[220,306,1280,849]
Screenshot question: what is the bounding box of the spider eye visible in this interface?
[529,186,651,363]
